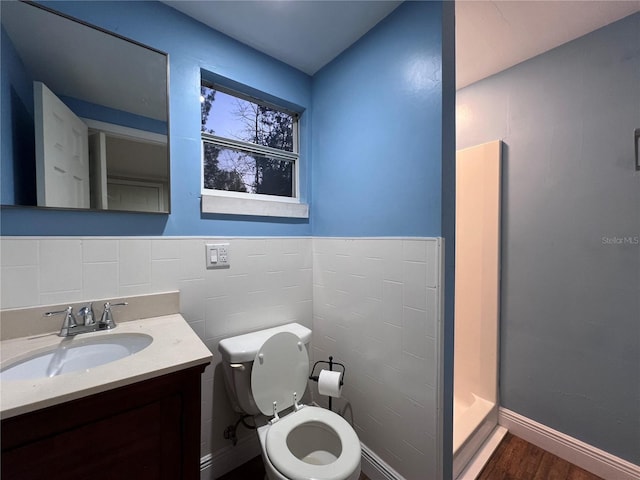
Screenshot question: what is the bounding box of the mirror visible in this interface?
[1,1,170,213]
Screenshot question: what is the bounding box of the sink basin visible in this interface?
[0,333,153,381]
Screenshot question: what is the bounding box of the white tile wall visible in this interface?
[0,236,442,479]
[312,237,442,480]
[0,237,313,458]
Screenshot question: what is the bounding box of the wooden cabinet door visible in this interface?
[1,394,182,480]
[1,366,205,480]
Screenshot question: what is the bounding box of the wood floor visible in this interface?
[218,433,601,480]
[477,433,603,480]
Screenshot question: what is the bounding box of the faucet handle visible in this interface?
[99,301,127,330]
[78,302,96,326]
[45,306,77,337]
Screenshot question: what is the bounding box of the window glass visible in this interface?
[201,85,294,152]
[203,144,293,197]
[201,83,297,199]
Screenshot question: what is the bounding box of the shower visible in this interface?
[453,140,505,479]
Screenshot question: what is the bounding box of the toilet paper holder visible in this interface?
[309,356,345,411]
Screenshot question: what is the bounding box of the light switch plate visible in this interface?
[205,243,230,269]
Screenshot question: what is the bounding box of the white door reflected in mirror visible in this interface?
[34,81,90,209]
[33,82,169,212]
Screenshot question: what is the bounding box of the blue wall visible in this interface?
[1,26,36,206]
[458,13,640,464]
[1,1,312,236]
[1,1,456,238]
[311,1,445,237]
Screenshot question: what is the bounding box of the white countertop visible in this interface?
[0,314,212,419]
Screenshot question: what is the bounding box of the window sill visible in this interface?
[201,194,309,219]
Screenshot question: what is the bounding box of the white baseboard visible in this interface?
[499,407,640,480]
[361,443,406,480]
[200,434,261,480]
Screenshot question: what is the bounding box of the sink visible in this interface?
[0,333,153,381]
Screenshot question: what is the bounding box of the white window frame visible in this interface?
[200,83,308,218]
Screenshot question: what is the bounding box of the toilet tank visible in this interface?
[218,323,312,415]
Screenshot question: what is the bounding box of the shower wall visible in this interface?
[453,141,502,478]
[454,141,501,408]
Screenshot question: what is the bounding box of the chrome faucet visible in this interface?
[45,301,127,337]
[78,302,96,326]
[45,306,78,337]
[99,301,128,330]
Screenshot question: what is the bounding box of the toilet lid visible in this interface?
[251,331,309,416]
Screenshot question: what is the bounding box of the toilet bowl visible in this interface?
[218,324,362,480]
[258,406,361,480]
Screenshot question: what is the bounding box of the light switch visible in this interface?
[205,243,230,269]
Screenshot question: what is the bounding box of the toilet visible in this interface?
[218,323,362,480]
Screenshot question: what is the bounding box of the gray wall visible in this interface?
[457,13,640,464]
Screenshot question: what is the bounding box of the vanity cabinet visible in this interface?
[1,364,206,480]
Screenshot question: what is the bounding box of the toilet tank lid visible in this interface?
[218,323,312,363]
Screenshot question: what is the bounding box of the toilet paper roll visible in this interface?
[317,369,342,398]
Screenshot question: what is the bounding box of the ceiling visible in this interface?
[165,0,639,88]
[456,0,640,89]
[163,1,402,75]
[2,1,167,121]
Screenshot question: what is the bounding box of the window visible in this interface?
[201,82,303,211]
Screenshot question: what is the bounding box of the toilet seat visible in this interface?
[251,332,310,416]
[265,406,361,480]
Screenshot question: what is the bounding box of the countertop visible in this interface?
[0,314,212,419]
